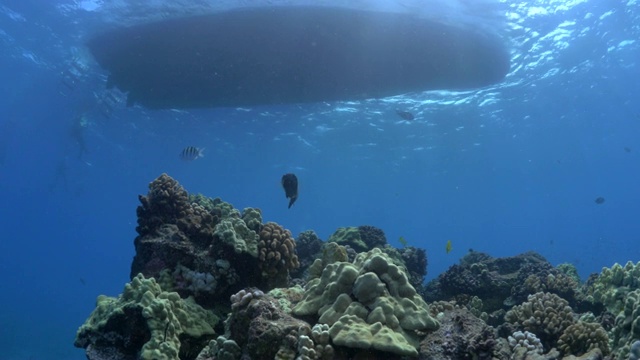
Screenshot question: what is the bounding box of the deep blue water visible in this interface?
[1,0,639,359]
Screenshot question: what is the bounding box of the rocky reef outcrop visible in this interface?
[75,174,635,360]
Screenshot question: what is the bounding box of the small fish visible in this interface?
[398,236,408,247]
[395,110,414,121]
[595,197,605,205]
[180,146,204,161]
[281,173,298,208]
[624,147,631,153]
[445,240,452,254]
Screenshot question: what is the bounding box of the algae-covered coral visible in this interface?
[75,174,639,360]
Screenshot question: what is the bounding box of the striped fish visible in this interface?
[179,146,204,161]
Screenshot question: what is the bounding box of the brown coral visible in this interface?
[557,321,609,356]
[135,173,218,247]
[258,222,300,288]
[505,292,576,349]
[516,270,581,307]
[136,173,191,235]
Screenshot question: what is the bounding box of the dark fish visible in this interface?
[395,110,414,121]
[281,173,298,209]
[595,197,605,204]
[624,147,631,153]
[180,146,204,161]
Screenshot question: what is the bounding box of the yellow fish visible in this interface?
[398,236,408,247]
[445,240,452,254]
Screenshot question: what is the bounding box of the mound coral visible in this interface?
[293,248,439,357]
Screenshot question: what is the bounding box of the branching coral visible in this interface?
[590,261,640,315]
[557,321,609,356]
[508,330,544,354]
[504,292,575,349]
[136,173,191,236]
[258,222,300,288]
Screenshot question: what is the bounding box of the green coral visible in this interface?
[214,217,259,257]
[591,261,640,315]
[241,207,263,232]
[75,274,218,360]
[610,289,640,360]
[556,263,581,283]
[307,242,348,279]
[292,248,439,357]
[328,227,367,252]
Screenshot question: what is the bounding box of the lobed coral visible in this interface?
[327,227,367,252]
[75,274,218,360]
[293,248,439,357]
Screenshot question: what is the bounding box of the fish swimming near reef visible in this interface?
[595,197,605,205]
[396,110,415,121]
[446,240,452,254]
[281,173,298,209]
[399,236,408,247]
[180,146,204,161]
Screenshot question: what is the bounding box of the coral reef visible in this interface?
[327,225,387,252]
[293,248,439,357]
[291,230,324,279]
[225,290,312,360]
[419,307,504,360]
[75,174,640,360]
[75,274,218,360]
[424,251,567,313]
[357,225,388,249]
[130,174,301,306]
[399,245,428,289]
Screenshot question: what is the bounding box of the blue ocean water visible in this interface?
[0,0,639,359]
